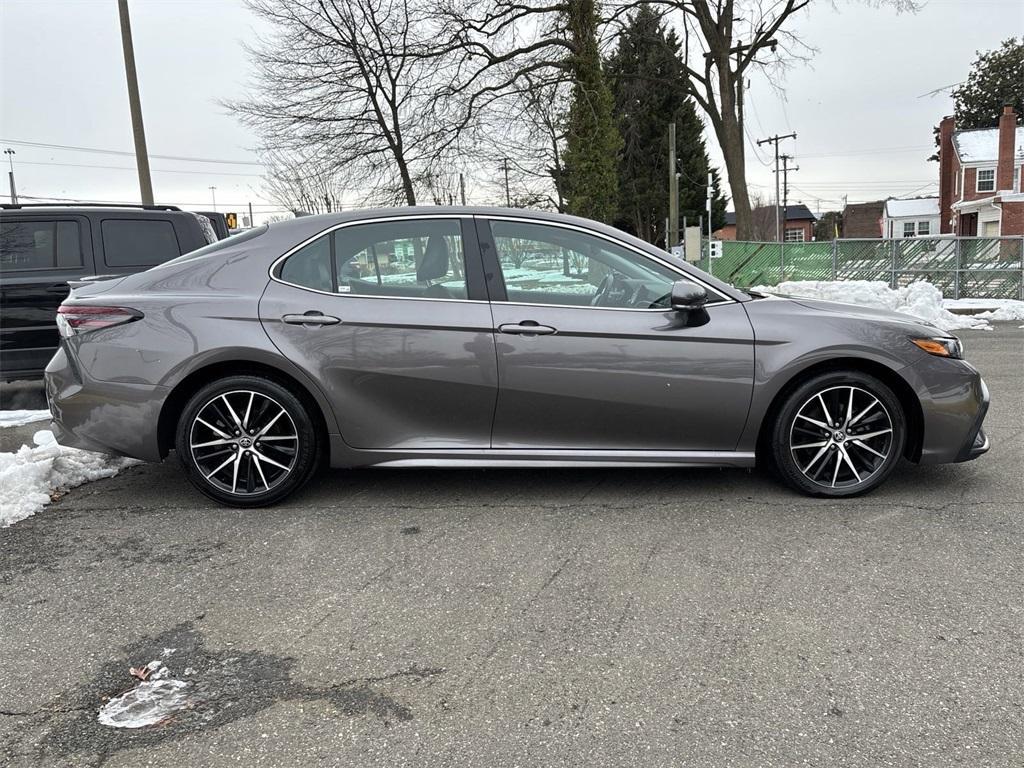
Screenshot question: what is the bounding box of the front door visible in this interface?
[259,216,497,450]
[479,217,755,452]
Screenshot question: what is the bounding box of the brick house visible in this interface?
[938,105,1024,236]
[841,200,884,238]
[714,204,817,241]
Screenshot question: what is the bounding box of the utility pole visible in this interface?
[248,201,254,228]
[209,186,217,211]
[459,172,467,206]
[668,122,679,249]
[779,154,799,240]
[501,158,511,207]
[706,171,713,264]
[3,148,17,204]
[756,132,796,241]
[117,0,154,205]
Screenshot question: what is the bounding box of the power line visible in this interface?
[16,159,263,178]
[5,192,288,208]
[0,138,263,167]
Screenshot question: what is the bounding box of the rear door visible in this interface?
[0,215,93,377]
[259,215,498,450]
[478,216,755,452]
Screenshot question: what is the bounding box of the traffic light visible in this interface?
[225,212,238,229]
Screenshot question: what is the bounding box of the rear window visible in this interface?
[101,219,181,267]
[0,219,83,271]
[151,224,269,270]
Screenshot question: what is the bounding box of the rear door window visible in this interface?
[101,218,181,268]
[0,219,83,271]
[278,219,469,300]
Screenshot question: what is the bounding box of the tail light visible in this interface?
[56,305,143,338]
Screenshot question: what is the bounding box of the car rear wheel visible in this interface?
[175,375,319,507]
[771,371,906,497]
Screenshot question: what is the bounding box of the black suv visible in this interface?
[0,204,216,381]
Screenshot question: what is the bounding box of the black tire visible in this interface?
[175,375,320,507]
[771,370,906,497]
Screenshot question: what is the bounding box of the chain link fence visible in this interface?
[697,237,1024,299]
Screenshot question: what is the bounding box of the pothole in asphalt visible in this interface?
[20,621,443,766]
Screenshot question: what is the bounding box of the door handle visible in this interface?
[282,311,341,326]
[498,322,557,336]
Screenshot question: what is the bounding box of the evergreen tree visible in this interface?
[953,38,1023,129]
[558,0,622,224]
[606,7,726,245]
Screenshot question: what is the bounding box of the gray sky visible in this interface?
[1,0,1022,221]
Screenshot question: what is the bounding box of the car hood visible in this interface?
[765,294,944,334]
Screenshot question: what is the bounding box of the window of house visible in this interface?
[278,218,469,300]
[0,220,83,271]
[917,221,930,236]
[902,222,916,238]
[976,168,995,193]
[784,227,805,242]
[102,219,181,267]
[488,220,718,309]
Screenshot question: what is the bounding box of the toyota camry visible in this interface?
[45,208,989,506]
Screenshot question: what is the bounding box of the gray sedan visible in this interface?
[45,208,989,506]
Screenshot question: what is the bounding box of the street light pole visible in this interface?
[117,0,154,205]
[3,148,17,204]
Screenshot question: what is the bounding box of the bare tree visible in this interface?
[474,75,570,209]
[228,0,459,206]
[259,149,347,214]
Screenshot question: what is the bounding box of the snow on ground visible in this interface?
[943,298,1024,322]
[0,409,51,428]
[750,280,994,332]
[0,430,139,528]
[97,660,191,729]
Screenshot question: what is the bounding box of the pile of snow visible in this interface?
[944,298,1024,328]
[98,660,190,729]
[0,430,139,528]
[751,280,992,332]
[0,409,51,428]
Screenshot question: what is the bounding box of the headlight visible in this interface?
[910,336,963,359]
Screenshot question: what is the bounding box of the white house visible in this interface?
[882,197,941,238]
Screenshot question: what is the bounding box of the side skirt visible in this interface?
[328,438,756,469]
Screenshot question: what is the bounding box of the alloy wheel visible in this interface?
[188,390,299,496]
[788,385,894,490]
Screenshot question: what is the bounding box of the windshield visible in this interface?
[152,224,269,269]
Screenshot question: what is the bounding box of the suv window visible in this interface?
[489,220,714,309]
[279,219,469,300]
[0,219,83,271]
[101,219,181,267]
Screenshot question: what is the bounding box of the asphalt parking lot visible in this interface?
[1,325,1022,767]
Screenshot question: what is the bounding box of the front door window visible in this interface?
[488,220,714,309]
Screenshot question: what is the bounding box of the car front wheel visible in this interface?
[175,375,320,507]
[772,371,906,497]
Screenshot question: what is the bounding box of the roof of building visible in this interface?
[884,197,940,218]
[723,204,816,226]
[952,126,1024,163]
[841,200,884,238]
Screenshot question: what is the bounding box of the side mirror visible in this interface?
[670,280,707,312]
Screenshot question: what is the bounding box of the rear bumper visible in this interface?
[44,344,166,462]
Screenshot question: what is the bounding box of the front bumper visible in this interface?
[954,376,990,462]
[906,353,990,465]
[45,344,167,462]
